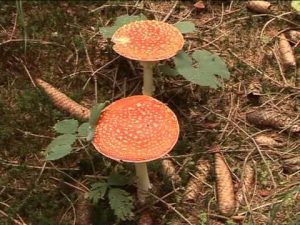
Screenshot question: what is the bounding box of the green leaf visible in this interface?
[78,122,89,137]
[107,174,133,186]
[99,14,147,38]
[108,188,134,221]
[54,119,78,134]
[89,102,108,128]
[99,27,118,39]
[87,101,109,141]
[174,21,196,34]
[292,0,300,12]
[45,134,77,161]
[174,50,230,88]
[46,144,73,161]
[47,134,77,150]
[158,64,179,76]
[85,182,109,204]
[114,14,147,27]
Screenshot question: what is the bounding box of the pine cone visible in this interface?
[246,110,300,133]
[36,78,90,120]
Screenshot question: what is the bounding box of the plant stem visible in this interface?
[141,61,155,96]
[135,162,151,203]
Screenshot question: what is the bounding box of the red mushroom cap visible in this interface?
[93,95,179,162]
[111,20,184,61]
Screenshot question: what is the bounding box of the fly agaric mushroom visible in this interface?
[111,20,184,96]
[93,95,179,202]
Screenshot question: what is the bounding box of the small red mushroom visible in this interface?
[93,95,179,202]
[111,20,184,96]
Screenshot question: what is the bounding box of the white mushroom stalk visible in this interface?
[135,163,151,202]
[141,61,156,96]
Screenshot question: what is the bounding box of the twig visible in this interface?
[80,33,98,103]
[0,39,66,48]
[48,161,89,192]
[147,192,193,225]
[0,159,79,171]
[59,191,76,225]
[9,12,18,40]
[82,56,121,91]
[260,12,292,39]
[162,0,178,22]
[0,209,27,225]
[16,128,52,138]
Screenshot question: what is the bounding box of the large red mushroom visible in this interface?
[111,20,184,96]
[93,95,179,202]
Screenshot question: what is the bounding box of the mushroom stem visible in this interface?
[141,61,156,96]
[135,162,151,203]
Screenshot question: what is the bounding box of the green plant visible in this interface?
[45,102,108,160]
[99,14,230,90]
[197,211,207,225]
[85,173,135,221]
[99,14,147,39]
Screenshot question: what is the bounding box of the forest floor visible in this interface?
[0,1,299,225]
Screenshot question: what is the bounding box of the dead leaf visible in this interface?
[257,189,272,197]
[194,1,205,10]
[247,1,271,14]
[278,34,296,68]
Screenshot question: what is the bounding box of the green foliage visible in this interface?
[46,134,76,161]
[78,122,89,137]
[85,174,134,221]
[45,101,108,161]
[173,50,230,88]
[225,219,236,225]
[174,21,196,34]
[108,188,134,221]
[99,14,147,38]
[197,211,207,225]
[158,64,179,76]
[53,119,78,134]
[291,0,300,12]
[46,144,73,161]
[87,101,109,141]
[85,182,109,204]
[107,173,134,186]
